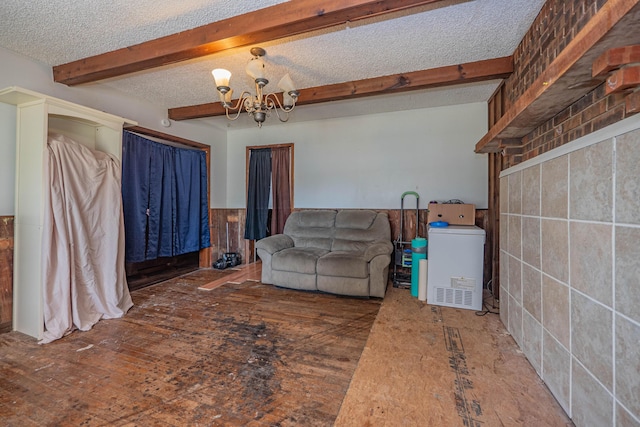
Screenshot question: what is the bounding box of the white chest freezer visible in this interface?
[427,225,485,311]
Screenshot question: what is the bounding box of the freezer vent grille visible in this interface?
[435,287,474,308]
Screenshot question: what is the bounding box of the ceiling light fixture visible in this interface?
[212,47,300,127]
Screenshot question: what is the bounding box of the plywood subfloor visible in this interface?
[336,285,574,426]
[0,268,380,426]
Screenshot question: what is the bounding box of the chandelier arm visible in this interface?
[222,91,254,121]
[255,81,264,105]
[265,93,297,112]
[227,91,253,111]
[273,108,290,123]
[264,93,295,122]
[225,108,242,121]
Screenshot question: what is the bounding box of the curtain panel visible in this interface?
[244,148,272,240]
[270,147,291,235]
[121,131,210,263]
[146,141,175,260]
[174,148,211,255]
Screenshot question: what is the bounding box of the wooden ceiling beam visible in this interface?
[53,0,446,86]
[168,56,513,120]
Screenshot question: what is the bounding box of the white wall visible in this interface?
[0,102,16,215]
[0,46,227,208]
[209,136,228,208]
[226,103,488,209]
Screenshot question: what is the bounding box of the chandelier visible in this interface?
[211,47,300,127]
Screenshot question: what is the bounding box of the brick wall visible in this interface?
[506,0,606,107]
[495,0,638,168]
[519,83,630,164]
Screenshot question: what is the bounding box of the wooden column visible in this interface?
[488,152,502,299]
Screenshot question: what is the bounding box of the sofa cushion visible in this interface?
[255,234,294,254]
[294,210,337,228]
[330,239,369,254]
[292,236,333,250]
[272,270,317,291]
[335,210,377,229]
[332,211,391,252]
[317,275,369,297]
[272,247,328,274]
[316,251,369,279]
[283,210,337,250]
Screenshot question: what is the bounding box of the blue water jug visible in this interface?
[411,238,427,297]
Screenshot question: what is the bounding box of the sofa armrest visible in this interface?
[363,241,393,261]
[255,234,294,254]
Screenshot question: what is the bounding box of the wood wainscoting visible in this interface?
[209,208,248,268]
[0,216,14,333]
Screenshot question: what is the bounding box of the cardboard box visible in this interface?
[428,203,475,225]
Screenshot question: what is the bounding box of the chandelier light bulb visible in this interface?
[212,68,231,89]
[245,57,266,81]
[277,73,296,93]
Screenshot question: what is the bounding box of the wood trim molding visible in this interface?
[169,56,513,120]
[53,0,446,86]
[125,125,209,149]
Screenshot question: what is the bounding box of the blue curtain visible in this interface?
[122,133,152,263]
[174,148,209,255]
[147,142,175,260]
[121,131,210,263]
[245,148,272,240]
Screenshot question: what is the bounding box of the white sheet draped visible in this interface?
[40,133,133,344]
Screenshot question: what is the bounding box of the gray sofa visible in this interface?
[255,209,393,298]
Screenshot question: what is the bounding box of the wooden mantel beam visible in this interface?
[168,56,513,120]
[605,65,640,94]
[53,0,446,86]
[592,45,640,77]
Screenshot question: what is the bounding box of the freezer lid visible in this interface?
[428,225,486,236]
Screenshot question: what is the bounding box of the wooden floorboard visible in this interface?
[0,266,574,426]
[198,261,262,291]
[0,268,379,426]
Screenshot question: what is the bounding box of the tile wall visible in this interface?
[500,125,640,426]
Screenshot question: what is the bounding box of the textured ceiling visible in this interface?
[0,0,545,129]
